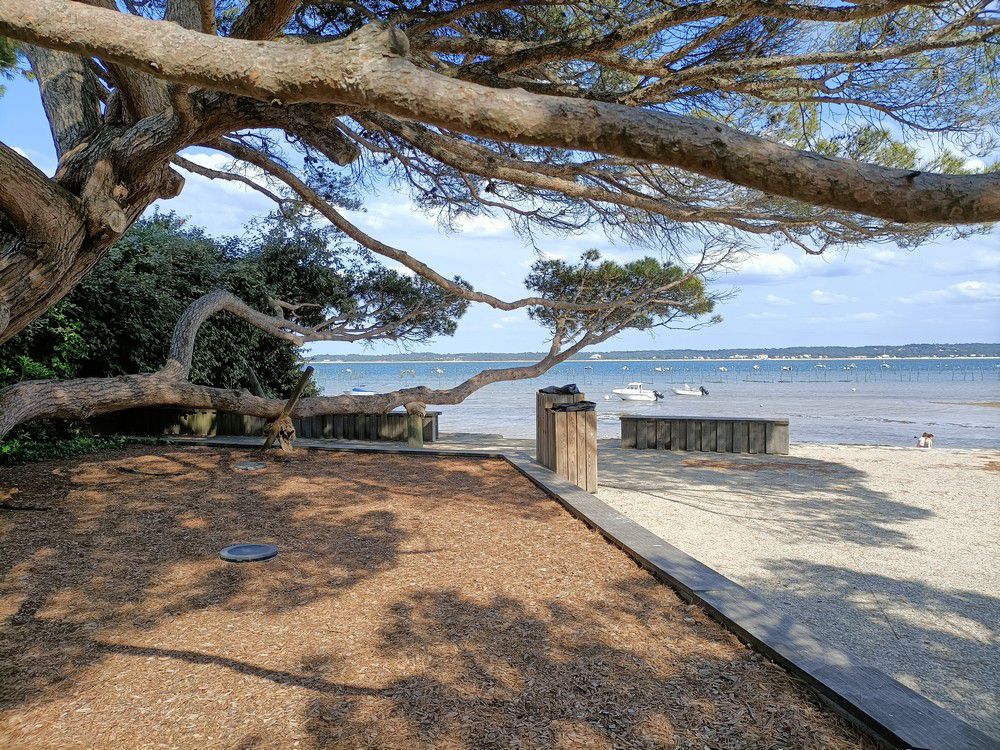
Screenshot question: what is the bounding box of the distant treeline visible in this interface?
[305,342,1000,363]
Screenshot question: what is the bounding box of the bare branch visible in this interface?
[206,137,705,315]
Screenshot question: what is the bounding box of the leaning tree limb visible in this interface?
[2,0,997,225]
[0,289,639,441]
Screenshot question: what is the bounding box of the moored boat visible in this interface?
[612,382,663,401]
[673,384,708,397]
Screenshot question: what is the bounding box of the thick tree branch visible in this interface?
[23,45,102,158]
[231,0,300,40]
[3,0,996,224]
[0,289,621,440]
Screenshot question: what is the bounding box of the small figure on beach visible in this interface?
[916,432,935,448]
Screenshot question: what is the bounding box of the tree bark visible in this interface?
[22,46,101,158]
[1,0,997,224]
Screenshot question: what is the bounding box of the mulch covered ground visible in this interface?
[0,446,874,749]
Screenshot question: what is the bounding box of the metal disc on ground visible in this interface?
[233,461,266,471]
[219,543,278,563]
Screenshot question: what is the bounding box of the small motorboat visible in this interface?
[344,385,376,396]
[673,384,708,397]
[612,382,663,401]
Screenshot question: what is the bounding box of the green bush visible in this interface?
[0,422,163,465]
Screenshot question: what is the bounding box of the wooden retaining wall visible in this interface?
[93,407,440,442]
[620,415,789,455]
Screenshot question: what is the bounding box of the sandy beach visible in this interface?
[592,442,1000,738]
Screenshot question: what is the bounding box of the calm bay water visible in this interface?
[312,358,1000,449]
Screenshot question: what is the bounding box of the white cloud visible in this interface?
[747,311,787,320]
[899,280,1000,304]
[929,247,1000,276]
[764,294,792,306]
[386,263,415,277]
[454,213,510,237]
[850,311,881,321]
[806,311,883,323]
[491,322,505,329]
[735,252,800,280]
[950,281,1000,300]
[810,289,858,305]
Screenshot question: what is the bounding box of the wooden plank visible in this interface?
[566,411,578,486]
[554,411,568,477]
[686,420,699,451]
[765,422,776,454]
[749,422,766,454]
[536,392,545,461]
[656,419,669,450]
[717,421,732,452]
[541,409,551,468]
[733,421,747,453]
[636,419,648,450]
[585,411,598,493]
[701,421,716,452]
[621,418,637,449]
[770,422,789,454]
[671,420,684,451]
[576,411,587,487]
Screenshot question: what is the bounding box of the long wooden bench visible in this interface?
[620,415,789,454]
[93,407,440,443]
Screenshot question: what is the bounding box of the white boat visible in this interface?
[612,382,663,401]
[673,384,708,397]
[344,385,376,396]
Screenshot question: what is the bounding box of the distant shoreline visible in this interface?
[307,356,1000,365]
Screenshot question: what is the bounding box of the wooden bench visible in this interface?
[620,415,789,454]
[93,407,440,443]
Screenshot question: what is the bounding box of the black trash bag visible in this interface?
[551,400,596,412]
[538,384,580,395]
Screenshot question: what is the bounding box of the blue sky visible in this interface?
[3,75,998,355]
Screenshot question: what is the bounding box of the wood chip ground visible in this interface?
[0,447,876,749]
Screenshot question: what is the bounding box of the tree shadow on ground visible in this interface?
[0,447,472,711]
[0,446,877,749]
[746,558,1000,740]
[595,442,932,547]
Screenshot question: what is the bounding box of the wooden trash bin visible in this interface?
[536,387,585,464]
[541,402,598,493]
